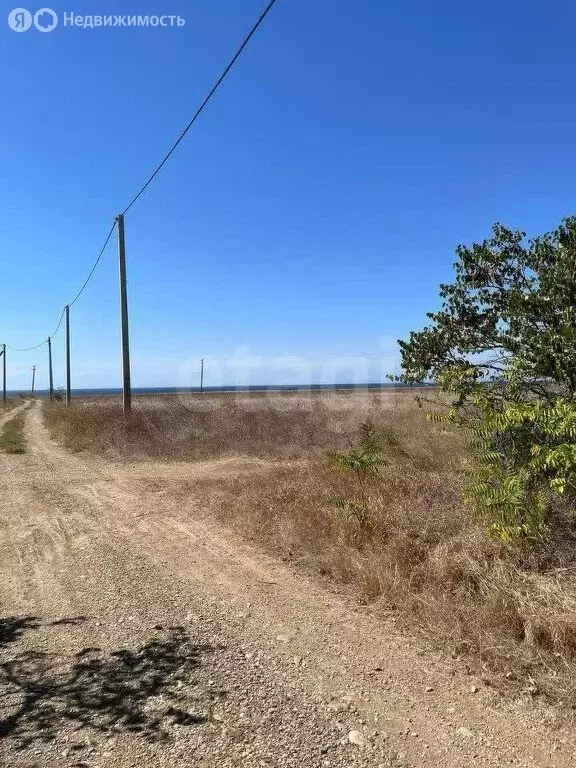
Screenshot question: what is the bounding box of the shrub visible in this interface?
[329,422,387,528]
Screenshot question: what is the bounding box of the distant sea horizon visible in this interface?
[6,382,429,398]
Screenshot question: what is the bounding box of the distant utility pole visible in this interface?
[200,358,204,394]
[47,336,54,401]
[31,365,36,396]
[1,344,5,404]
[65,305,71,406]
[116,214,132,415]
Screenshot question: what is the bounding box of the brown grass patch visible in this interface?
[204,455,576,706]
[43,389,576,706]
[42,389,457,465]
[0,409,28,454]
[1,398,22,415]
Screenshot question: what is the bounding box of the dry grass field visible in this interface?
[0,409,27,453]
[44,389,576,707]
[1,398,23,414]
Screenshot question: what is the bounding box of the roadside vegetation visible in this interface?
[0,409,28,454]
[43,390,445,462]
[204,419,576,707]
[1,398,21,415]
[43,385,576,706]
[41,215,576,708]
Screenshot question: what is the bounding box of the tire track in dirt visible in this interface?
[0,399,30,428]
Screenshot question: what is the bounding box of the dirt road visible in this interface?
[0,401,574,767]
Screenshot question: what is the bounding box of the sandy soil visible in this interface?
[0,400,574,767]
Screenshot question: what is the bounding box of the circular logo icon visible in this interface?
[8,8,32,31]
[33,7,58,32]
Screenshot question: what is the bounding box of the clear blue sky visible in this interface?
[2,0,576,390]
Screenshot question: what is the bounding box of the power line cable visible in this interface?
[121,0,280,216]
[6,340,47,352]
[5,222,116,352]
[4,0,280,350]
[50,308,66,340]
[68,221,117,308]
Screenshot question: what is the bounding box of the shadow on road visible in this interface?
[0,617,216,750]
[0,617,40,649]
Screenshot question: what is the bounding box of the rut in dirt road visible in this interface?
[0,400,574,767]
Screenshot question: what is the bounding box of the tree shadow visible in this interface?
[0,620,217,751]
[0,617,40,649]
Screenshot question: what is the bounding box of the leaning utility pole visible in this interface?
[31,365,36,396]
[65,305,71,406]
[47,336,54,401]
[200,358,204,394]
[1,344,5,404]
[116,214,132,414]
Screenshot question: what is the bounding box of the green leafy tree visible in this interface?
[398,217,576,545]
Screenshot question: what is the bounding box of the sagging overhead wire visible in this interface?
[121,0,280,216]
[68,221,117,308]
[6,339,48,352]
[50,307,66,340]
[4,0,280,351]
[5,221,117,351]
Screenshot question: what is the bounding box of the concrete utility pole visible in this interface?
[65,305,71,406]
[2,344,5,404]
[116,214,132,415]
[31,365,36,396]
[47,336,54,401]
[200,358,204,394]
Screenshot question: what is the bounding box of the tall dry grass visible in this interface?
[204,457,576,706]
[0,407,28,453]
[43,389,454,463]
[43,390,576,707]
[1,398,22,415]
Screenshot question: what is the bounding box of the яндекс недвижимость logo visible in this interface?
[8,7,58,32]
[7,8,185,30]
